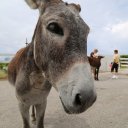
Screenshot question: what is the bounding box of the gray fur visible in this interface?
[8,0,97,128]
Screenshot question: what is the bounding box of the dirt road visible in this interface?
[0,71,128,128]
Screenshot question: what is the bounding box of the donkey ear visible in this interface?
[76,4,81,12]
[25,0,62,13]
[25,0,46,9]
[33,19,43,68]
[25,0,63,9]
[33,19,49,69]
[25,0,39,9]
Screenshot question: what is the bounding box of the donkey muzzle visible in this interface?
[57,63,97,114]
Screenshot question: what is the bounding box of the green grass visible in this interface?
[120,55,128,58]
[120,66,128,69]
[0,70,7,79]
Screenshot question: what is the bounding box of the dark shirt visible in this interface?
[90,52,94,57]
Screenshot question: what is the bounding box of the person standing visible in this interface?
[90,49,100,80]
[90,49,99,58]
[111,50,120,79]
[93,49,99,58]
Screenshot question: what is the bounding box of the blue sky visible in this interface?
[0,0,128,55]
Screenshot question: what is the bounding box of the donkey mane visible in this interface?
[8,45,38,85]
[8,18,42,85]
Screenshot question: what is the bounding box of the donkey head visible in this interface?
[25,0,96,114]
[98,55,104,59]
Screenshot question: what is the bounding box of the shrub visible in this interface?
[120,55,128,58]
[0,63,8,72]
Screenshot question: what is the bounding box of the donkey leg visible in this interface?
[94,68,97,80]
[97,68,99,80]
[35,101,47,128]
[95,68,98,80]
[31,105,36,122]
[19,103,30,128]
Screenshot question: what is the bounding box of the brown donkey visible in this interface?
[8,0,97,128]
[88,56,104,80]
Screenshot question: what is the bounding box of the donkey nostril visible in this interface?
[75,94,82,105]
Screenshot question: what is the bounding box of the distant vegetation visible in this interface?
[0,70,7,79]
[120,55,128,69]
[0,63,8,79]
[0,55,128,79]
[120,55,128,58]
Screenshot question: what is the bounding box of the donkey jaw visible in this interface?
[56,63,97,114]
[60,97,72,114]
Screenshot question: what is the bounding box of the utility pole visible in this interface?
[25,38,28,46]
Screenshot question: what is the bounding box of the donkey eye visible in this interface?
[47,23,64,36]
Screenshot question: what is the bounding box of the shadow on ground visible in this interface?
[45,113,91,128]
[31,111,91,128]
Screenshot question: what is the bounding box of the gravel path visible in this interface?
[0,70,128,128]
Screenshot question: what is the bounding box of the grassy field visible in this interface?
[0,70,7,79]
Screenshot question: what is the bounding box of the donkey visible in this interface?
[88,56,104,80]
[8,0,97,128]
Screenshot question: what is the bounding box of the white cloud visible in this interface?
[0,0,128,55]
[105,21,128,39]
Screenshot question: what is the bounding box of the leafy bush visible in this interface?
[120,55,128,58]
[0,63,8,72]
[120,55,128,69]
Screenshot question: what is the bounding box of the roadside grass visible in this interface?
[0,70,7,79]
[120,67,128,69]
